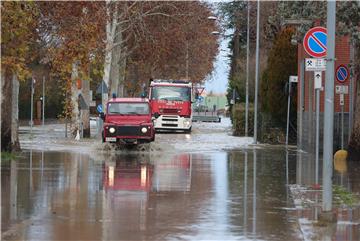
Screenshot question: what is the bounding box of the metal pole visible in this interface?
[42,76,45,126]
[243,151,248,236]
[186,41,189,80]
[322,0,336,213]
[245,0,250,137]
[253,0,260,144]
[65,91,68,138]
[341,103,344,149]
[30,78,34,136]
[299,61,305,150]
[349,41,354,142]
[286,81,291,146]
[315,88,320,185]
[252,149,257,236]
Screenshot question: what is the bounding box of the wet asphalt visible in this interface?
[1,119,359,240]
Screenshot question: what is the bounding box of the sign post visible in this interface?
[340,94,344,149]
[286,76,298,146]
[30,78,35,137]
[335,65,349,150]
[314,71,322,186]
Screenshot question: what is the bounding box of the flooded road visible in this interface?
[2,118,360,240]
[2,148,304,240]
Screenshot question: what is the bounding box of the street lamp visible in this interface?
[245,0,250,137]
[253,0,260,144]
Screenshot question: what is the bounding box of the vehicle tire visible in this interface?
[102,131,105,143]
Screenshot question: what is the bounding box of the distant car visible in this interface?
[101,98,155,145]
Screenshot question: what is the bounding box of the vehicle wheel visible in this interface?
[102,131,105,143]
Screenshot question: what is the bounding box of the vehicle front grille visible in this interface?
[162,108,179,114]
[107,126,149,136]
[162,123,178,127]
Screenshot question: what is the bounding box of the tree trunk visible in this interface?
[71,62,80,138]
[102,2,118,110]
[1,69,20,152]
[110,31,121,97]
[11,74,20,150]
[118,54,126,97]
[81,79,90,138]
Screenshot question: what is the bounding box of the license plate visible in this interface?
[162,121,176,124]
[105,137,116,142]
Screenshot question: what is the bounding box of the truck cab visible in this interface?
[102,98,155,144]
[149,80,195,132]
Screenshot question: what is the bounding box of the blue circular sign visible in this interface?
[336,65,349,83]
[97,104,103,113]
[303,27,327,58]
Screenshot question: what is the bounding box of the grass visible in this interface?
[333,185,359,207]
[1,151,20,165]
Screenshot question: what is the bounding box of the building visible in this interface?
[297,34,355,153]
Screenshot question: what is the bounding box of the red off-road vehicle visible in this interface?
[101,98,155,145]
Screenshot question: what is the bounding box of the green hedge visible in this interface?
[231,103,287,144]
[231,103,254,136]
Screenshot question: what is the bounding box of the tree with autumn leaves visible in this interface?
[1,2,39,151]
[1,1,219,151]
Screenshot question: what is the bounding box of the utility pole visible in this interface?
[322,0,336,215]
[253,0,260,144]
[245,0,250,137]
[285,81,291,146]
[30,78,35,137]
[185,41,189,80]
[42,76,45,126]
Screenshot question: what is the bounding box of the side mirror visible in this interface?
[100,112,105,121]
[154,112,160,119]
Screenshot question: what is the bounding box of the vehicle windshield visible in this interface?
[151,86,191,101]
[107,102,150,115]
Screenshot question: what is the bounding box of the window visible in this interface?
[107,102,150,115]
[151,86,191,101]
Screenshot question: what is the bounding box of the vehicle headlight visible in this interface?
[141,127,148,133]
[109,127,116,133]
[184,120,190,127]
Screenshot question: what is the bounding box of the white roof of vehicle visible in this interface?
[150,79,192,87]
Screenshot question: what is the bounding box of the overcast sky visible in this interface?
[204,32,231,95]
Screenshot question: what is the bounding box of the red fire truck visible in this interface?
[149,80,195,132]
[101,98,155,144]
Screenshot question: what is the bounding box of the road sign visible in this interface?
[335,85,348,94]
[97,104,103,113]
[289,75,298,83]
[336,65,349,83]
[305,58,326,71]
[303,27,327,58]
[314,71,322,89]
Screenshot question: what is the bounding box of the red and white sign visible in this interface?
[303,27,327,58]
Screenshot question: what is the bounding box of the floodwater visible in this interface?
[2,118,360,240]
[2,148,305,241]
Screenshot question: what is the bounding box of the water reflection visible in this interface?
[295,150,360,240]
[1,148,326,240]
